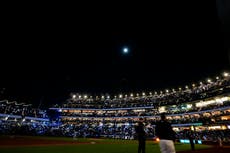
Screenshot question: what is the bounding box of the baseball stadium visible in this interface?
[0,72,230,153]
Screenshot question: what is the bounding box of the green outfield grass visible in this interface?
[0,136,212,153]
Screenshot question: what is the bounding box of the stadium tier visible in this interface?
[0,72,230,142]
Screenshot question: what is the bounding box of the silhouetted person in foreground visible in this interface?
[135,118,146,153]
[187,131,195,151]
[155,113,176,153]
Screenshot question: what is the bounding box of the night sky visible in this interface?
[1,1,230,108]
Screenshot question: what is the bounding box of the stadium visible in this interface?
[1,1,230,152]
[0,71,230,153]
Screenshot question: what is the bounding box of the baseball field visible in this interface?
[0,135,228,153]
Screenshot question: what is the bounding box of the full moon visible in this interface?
[123,47,129,54]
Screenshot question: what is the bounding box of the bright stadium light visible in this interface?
[216,76,219,80]
[101,95,105,99]
[207,79,211,83]
[119,94,123,98]
[149,92,152,95]
[84,95,87,99]
[107,96,110,99]
[166,89,169,93]
[142,92,145,96]
[136,93,139,97]
[185,86,188,89]
[223,72,229,77]
[130,93,134,97]
[192,84,195,87]
[79,95,82,98]
[72,95,76,99]
[154,92,157,95]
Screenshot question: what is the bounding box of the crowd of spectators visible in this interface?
[0,100,48,118]
[59,100,230,119]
